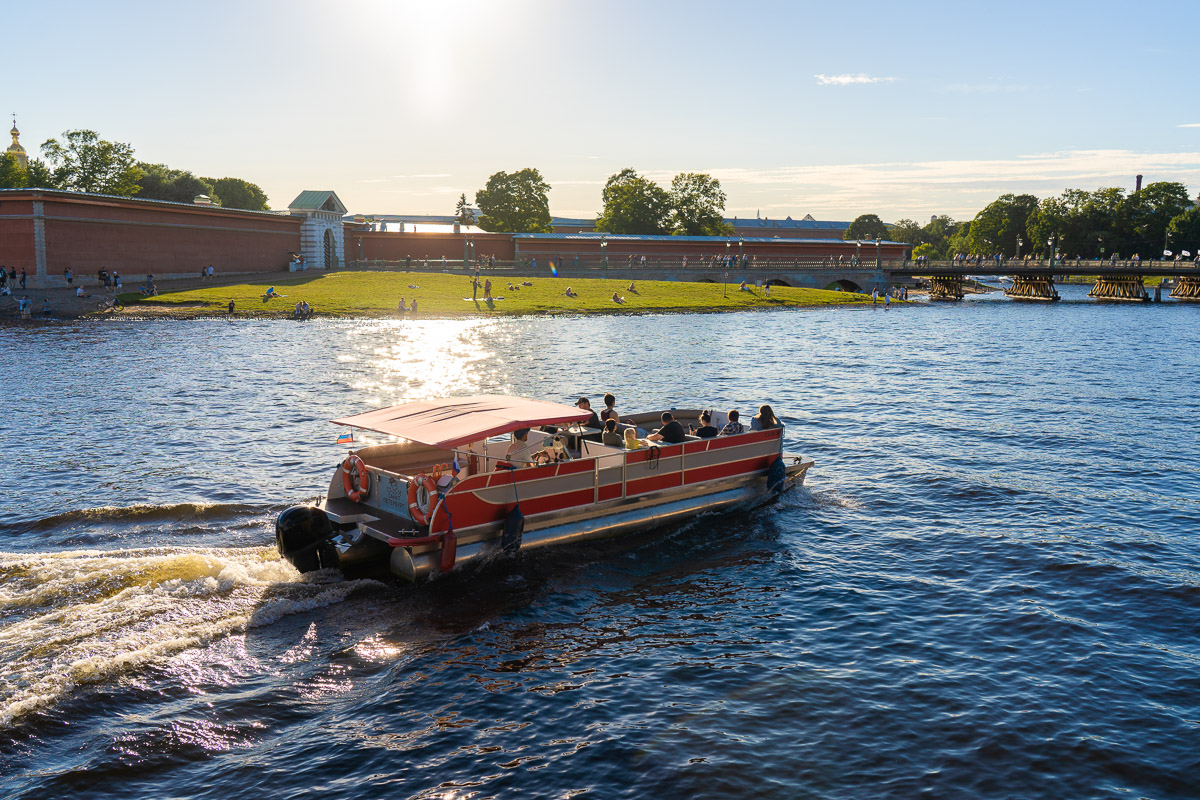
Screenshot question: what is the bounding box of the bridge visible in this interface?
[353,256,1200,302]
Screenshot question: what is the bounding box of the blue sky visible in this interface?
[7,0,1199,221]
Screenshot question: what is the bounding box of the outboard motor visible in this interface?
[276,505,336,573]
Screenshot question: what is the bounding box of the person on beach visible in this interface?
[484,278,492,300]
[471,277,479,301]
[42,298,51,316]
[20,269,26,289]
[872,288,878,304]
[397,297,406,314]
[65,268,73,286]
[612,292,625,304]
[884,292,891,310]
[410,298,418,314]
[113,272,121,290]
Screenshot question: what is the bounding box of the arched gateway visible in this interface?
[288,190,347,269]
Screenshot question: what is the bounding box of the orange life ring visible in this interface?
[407,472,438,526]
[342,454,370,502]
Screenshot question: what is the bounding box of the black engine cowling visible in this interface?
[276,505,336,573]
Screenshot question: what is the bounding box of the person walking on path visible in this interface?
[872,288,879,305]
[19,269,26,289]
[65,268,73,287]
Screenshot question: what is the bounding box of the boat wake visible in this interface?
[0,545,376,729]
[0,501,271,537]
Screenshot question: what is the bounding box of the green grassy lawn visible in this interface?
[128,271,881,317]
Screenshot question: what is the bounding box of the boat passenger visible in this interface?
[575,398,601,429]
[647,412,686,444]
[751,404,782,431]
[624,428,642,450]
[599,393,618,422]
[506,428,531,461]
[690,411,719,439]
[719,409,745,436]
[602,418,623,447]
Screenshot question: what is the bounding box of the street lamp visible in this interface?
[738,237,744,268]
[1047,235,1056,266]
[1016,235,1023,260]
[874,237,881,268]
[855,239,861,266]
[724,240,730,297]
[600,234,607,268]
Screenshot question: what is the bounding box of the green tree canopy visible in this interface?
[888,218,923,245]
[454,192,477,226]
[209,177,269,210]
[1117,181,1191,257]
[843,214,888,241]
[967,193,1038,255]
[40,129,141,196]
[595,168,672,235]
[669,172,730,236]
[0,153,27,189]
[1166,205,1200,256]
[911,242,937,259]
[475,168,552,233]
[137,163,216,204]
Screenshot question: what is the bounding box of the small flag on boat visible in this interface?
[452,455,461,475]
[336,432,354,445]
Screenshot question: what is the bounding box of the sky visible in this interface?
[7,0,1200,223]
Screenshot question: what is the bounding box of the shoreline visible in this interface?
[2,269,909,323]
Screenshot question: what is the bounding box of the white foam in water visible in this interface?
[0,546,369,728]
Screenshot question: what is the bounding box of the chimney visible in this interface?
[1135,174,1143,192]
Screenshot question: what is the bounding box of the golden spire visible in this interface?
[7,115,27,168]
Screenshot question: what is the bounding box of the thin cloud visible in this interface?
[1178,123,1200,128]
[814,73,896,85]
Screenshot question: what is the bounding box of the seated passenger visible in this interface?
[751,404,782,431]
[690,411,719,439]
[719,409,745,436]
[624,427,642,450]
[506,428,531,461]
[575,397,601,429]
[602,418,623,447]
[647,412,686,444]
[599,392,618,422]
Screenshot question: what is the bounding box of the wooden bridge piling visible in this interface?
[1005,275,1060,302]
[1169,275,1200,302]
[1088,275,1150,302]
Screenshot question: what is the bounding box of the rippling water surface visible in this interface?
[2,287,1199,799]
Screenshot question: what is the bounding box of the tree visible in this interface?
[669,172,730,236]
[137,163,216,204]
[454,193,477,226]
[968,193,1037,255]
[1166,206,1200,256]
[912,242,937,259]
[595,168,672,235]
[210,177,269,210]
[40,129,141,196]
[843,213,888,241]
[24,158,56,189]
[0,153,26,188]
[475,168,552,233]
[1117,181,1191,257]
[888,218,923,245]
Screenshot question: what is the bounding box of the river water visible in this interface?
[2,286,1199,799]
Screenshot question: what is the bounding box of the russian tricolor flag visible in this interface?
[336,432,354,445]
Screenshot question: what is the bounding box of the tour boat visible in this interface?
[276,395,813,582]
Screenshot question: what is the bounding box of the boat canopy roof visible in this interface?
[332,395,591,449]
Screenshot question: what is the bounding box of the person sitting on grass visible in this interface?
[77,286,89,298]
[611,292,625,304]
[627,281,637,293]
[397,297,406,314]
[739,280,750,292]
[263,286,278,299]
[564,286,578,297]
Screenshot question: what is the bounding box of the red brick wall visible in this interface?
[0,196,37,271]
[345,230,515,264]
[0,190,303,286]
